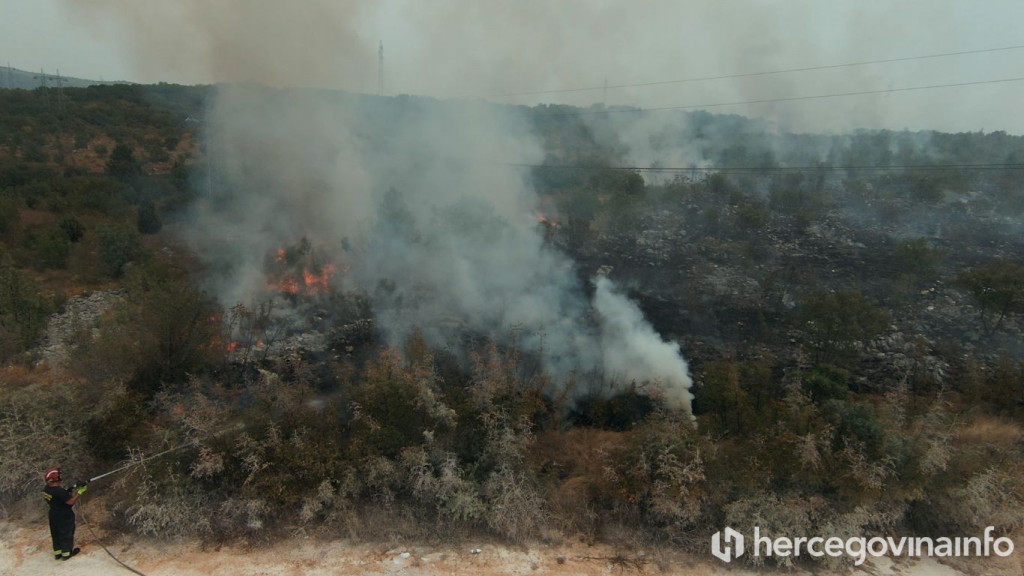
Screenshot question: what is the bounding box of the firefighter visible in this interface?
[41,467,87,561]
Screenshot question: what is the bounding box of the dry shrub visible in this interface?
[483,463,545,543]
[928,466,1024,534]
[478,410,546,543]
[603,414,706,541]
[218,497,270,533]
[400,445,484,526]
[724,492,826,568]
[532,428,627,538]
[723,494,899,570]
[911,411,1024,536]
[0,376,97,509]
[123,458,212,538]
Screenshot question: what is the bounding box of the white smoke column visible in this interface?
[59,0,696,415]
[594,276,694,411]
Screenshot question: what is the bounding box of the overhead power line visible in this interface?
[505,162,1024,173]
[498,44,1024,98]
[532,76,1024,117]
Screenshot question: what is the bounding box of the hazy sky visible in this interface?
[3,0,1024,134]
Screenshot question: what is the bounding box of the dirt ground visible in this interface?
[1,519,1020,576]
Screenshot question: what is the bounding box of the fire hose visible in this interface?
[73,423,243,574]
[79,422,243,486]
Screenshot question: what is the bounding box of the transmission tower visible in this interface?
[378,41,384,96]
[56,68,66,113]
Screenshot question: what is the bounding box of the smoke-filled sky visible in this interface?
[3,0,1024,134]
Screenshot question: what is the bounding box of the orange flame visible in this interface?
[276,247,286,262]
[267,263,339,296]
[226,341,239,353]
[268,276,300,294]
[535,211,559,227]
[303,263,338,294]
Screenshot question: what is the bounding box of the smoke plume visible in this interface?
[60,1,699,412]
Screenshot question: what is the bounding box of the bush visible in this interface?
[799,291,889,364]
[0,193,19,236]
[605,415,706,540]
[0,377,97,508]
[97,224,145,278]
[892,238,944,280]
[106,143,141,180]
[0,253,53,360]
[59,216,84,243]
[802,365,849,404]
[956,260,1024,335]
[26,225,71,269]
[136,198,162,234]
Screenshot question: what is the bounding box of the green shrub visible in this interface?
[136,198,162,234]
[799,291,889,364]
[106,143,141,180]
[802,365,849,404]
[59,216,84,242]
[26,225,70,269]
[0,252,53,359]
[97,224,144,278]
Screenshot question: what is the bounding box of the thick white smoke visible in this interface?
[193,87,693,412]
[60,1,695,413]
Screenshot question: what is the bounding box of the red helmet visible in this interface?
[44,467,61,482]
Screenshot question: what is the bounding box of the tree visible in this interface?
[59,216,85,243]
[106,143,141,180]
[956,260,1024,335]
[799,291,889,364]
[136,198,162,234]
[97,224,145,278]
[0,252,52,359]
[128,279,223,393]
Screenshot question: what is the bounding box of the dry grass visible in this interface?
[0,365,38,390]
[954,416,1023,448]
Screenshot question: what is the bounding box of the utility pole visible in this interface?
[378,41,384,96]
[603,76,608,106]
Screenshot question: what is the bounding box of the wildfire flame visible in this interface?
[226,341,239,353]
[267,263,339,296]
[535,211,559,227]
[276,247,287,262]
[303,263,337,294]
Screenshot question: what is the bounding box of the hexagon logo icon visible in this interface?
[712,527,745,563]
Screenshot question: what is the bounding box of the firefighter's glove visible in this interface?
[76,484,88,495]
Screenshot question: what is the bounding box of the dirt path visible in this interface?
[1,520,1019,576]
